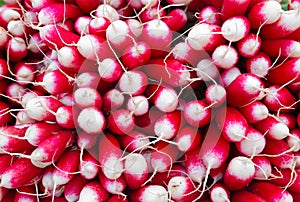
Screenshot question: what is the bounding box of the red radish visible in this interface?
[126,95,149,116]
[37,3,82,25]
[150,164,186,187]
[263,85,297,113]
[78,181,110,202]
[239,101,269,123]
[249,181,293,202]
[77,107,106,135]
[119,131,150,152]
[144,58,191,87]
[231,190,267,202]
[79,151,100,180]
[13,62,36,85]
[255,116,291,140]
[140,7,165,23]
[226,73,264,107]
[197,6,221,25]
[210,183,230,202]
[187,23,226,51]
[98,58,123,82]
[7,19,27,37]
[24,122,62,146]
[39,25,80,50]
[0,125,34,154]
[102,89,125,112]
[261,39,300,58]
[0,158,43,189]
[260,10,300,39]
[0,5,21,27]
[75,0,99,14]
[126,19,143,38]
[270,169,300,194]
[176,126,201,152]
[162,8,187,31]
[252,156,272,180]
[287,128,300,152]
[235,127,266,157]
[76,72,100,89]
[0,27,8,50]
[185,147,206,184]
[0,101,12,125]
[205,84,227,107]
[0,154,13,176]
[278,113,297,130]
[215,107,249,142]
[74,87,102,109]
[121,41,151,70]
[0,187,8,201]
[263,138,294,169]
[88,16,110,38]
[167,176,200,201]
[55,105,75,129]
[224,156,255,191]
[221,16,250,42]
[5,82,26,102]
[95,4,120,22]
[245,52,271,78]
[221,0,250,21]
[13,185,37,202]
[41,166,62,198]
[74,16,91,35]
[286,26,300,41]
[57,46,85,72]
[118,70,148,96]
[247,0,281,29]
[25,96,62,122]
[154,110,181,140]
[108,109,135,135]
[237,33,262,57]
[141,19,172,50]
[6,37,27,62]
[64,174,87,202]
[98,133,124,180]
[99,172,127,194]
[220,67,241,88]
[76,34,114,60]
[123,153,148,190]
[0,58,9,79]
[28,33,48,54]
[129,185,168,202]
[42,69,73,95]
[183,100,211,128]
[30,130,75,168]
[30,0,60,11]
[108,195,128,202]
[267,58,300,85]
[212,44,239,69]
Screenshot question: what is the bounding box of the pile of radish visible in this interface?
[0,0,299,201]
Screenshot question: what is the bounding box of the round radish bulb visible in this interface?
[98,58,123,82]
[167,176,200,201]
[74,87,102,109]
[102,89,125,112]
[221,16,250,42]
[212,45,239,69]
[127,95,149,116]
[108,109,135,135]
[106,20,133,50]
[184,100,211,128]
[77,107,106,135]
[118,70,148,96]
[95,4,119,21]
[205,84,226,107]
[88,16,110,38]
[197,6,221,25]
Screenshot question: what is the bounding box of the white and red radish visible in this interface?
[197,6,221,25]
[98,58,123,82]
[261,39,300,58]
[80,151,100,180]
[212,44,239,69]
[231,190,267,202]
[176,126,201,152]
[6,37,28,63]
[183,100,211,128]
[239,101,269,123]
[129,185,168,202]
[74,87,102,109]
[245,52,271,78]
[221,0,250,21]
[108,109,135,135]
[210,183,230,202]
[64,174,87,202]
[118,70,148,96]
[167,176,200,201]
[99,172,127,195]
[88,16,110,38]
[237,33,262,58]
[77,107,106,135]
[78,181,110,202]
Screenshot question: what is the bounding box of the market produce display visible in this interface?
[0,0,299,201]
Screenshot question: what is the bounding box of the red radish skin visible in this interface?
[108,195,128,202]
[245,52,271,78]
[74,16,91,35]
[162,9,188,32]
[13,62,36,85]
[98,133,124,180]
[6,37,27,62]
[261,39,300,58]
[252,156,272,180]
[0,154,13,177]
[205,84,227,107]
[226,73,264,107]
[102,89,125,112]
[129,185,168,202]
[278,113,297,130]
[221,67,241,88]
[64,174,87,202]
[175,126,201,152]
[78,181,110,202]
[0,158,43,189]
[249,181,293,202]
[108,109,135,135]
[0,27,8,50]
[30,130,75,168]
[237,33,262,58]
[167,176,200,201]
[77,107,106,135]
[0,58,9,79]
[239,101,269,123]
[42,70,73,95]
[183,100,211,128]
[270,169,300,194]
[212,45,239,69]
[231,190,267,202]
[185,147,206,183]
[119,131,150,152]
[197,6,221,25]
[55,105,75,129]
[80,152,100,180]
[0,187,8,201]
[99,172,127,194]
[221,0,250,21]
[95,4,120,22]
[123,153,148,190]
[210,183,230,202]
[13,185,37,202]
[75,0,99,14]
[57,46,85,72]
[98,58,123,82]
[154,110,181,140]
[88,16,110,38]
[216,107,249,142]
[224,156,255,191]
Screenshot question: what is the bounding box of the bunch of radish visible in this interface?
[0,0,299,201]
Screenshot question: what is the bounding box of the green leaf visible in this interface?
[281,0,289,11]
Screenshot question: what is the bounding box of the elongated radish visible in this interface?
[231,190,267,202]
[57,46,85,72]
[249,181,293,202]
[88,16,110,38]
[185,147,206,184]
[221,16,250,42]
[0,154,13,176]
[162,8,187,31]
[98,58,123,82]
[13,185,37,202]
[176,126,201,152]
[270,169,300,194]
[252,156,272,180]
[74,16,91,35]
[168,176,200,201]
[95,4,120,22]
[30,130,75,168]
[74,87,102,109]
[129,185,168,202]
[42,69,73,95]
[221,0,250,21]
[102,89,124,112]
[108,109,135,135]
[210,183,230,202]
[64,174,87,202]
[78,181,110,202]
[261,39,300,58]
[55,105,75,129]
[0,158,43,189]
[239,101,269,123]
[6,37,28,62]
[99,172,127,194]
[79,151,100,180]
[205,84,226,107]
[119,131,150,152]
[154,110,181,140]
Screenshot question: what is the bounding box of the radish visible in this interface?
[197,6,221,25]
[80,151,100,180]
[261,39,300,58]
[6,37,28,62]
[74,87,102,109]
[55,105,76,129]
[223,156,255,191]
[99,172,127,195]
[75,72,100,89]
[88,16,110,38]
[98,58,123,82]
[221,16,250,42]
[129,185,168,202]
[183,100,211,128]
[220,67,241,88]
[245,52,271,78]
[95,4,120,22]
[123,153,148,190]
[175,126,201,152]
[78,181,110,202]
[0,101,12,125]
[167,176,200,201]
[57,46,85,72]
[209,183,230,202]
[270,169,300,194]
[77,107,106,135]
[212,44,239,69]
[108,109,135,135]
[75,0,99,14]
[278,113,297,130]
[249,181,293,202]
[13,62,36,85]
[119,130,150,152]
[0,158,43,189]
[0,154,13,177]
[239,101,269,123]
[252,156,272,180]
[74,16,91,35]
[162,8,187,32]
[205,84,227,107]
[7,19,27,37]
[126,95,149,116]
[28,32,48,54]
[185,147,206,184]
[118,70,148,96]
[237,33,262,58]
[42,70,73,95]
[108,195,128,202]
[231,190,267,202]
[221,0,250,21]
[64,174,87,202]
[102,89,125,112]
[30,130,75,168]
